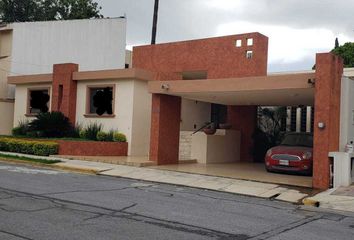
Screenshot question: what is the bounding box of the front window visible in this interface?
[281,134,313,148]
[87,86,114,116]
[28,89,50,114]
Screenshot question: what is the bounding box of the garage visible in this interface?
[148,72,315,188]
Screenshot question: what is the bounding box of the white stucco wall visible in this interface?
[13,83,52,127]
[340,76,354,150]
[76,79,151,156]
[130,80,152,156]
[8,18,127,98]
[0,29,13,99]
[180,99,211,131]
[0,101,14,135]
[76,79,134,138]
[191,130,241,163]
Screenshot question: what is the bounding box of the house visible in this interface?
[7,29,354,190]
[0,18,129,135]
[133,33,353,190]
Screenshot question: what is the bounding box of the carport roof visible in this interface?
[148,72,315,106]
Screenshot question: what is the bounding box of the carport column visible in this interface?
[51,63,79,125]
[227,106,257,162]
[313,53,343,190]
[149,94,181,165]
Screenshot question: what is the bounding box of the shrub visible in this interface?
[106,129,115,142]
[71,124,83,138]
[113,132,127,142]
[28,112,73,138]
[12,127,23,136]
[0,138,58,156]
[33,142,58,156]
[79,130,87,139]
[0,139,9,151]
[12,119,30,136]
[96,131,108,141]
[26,131,39,138]
[82,122,103,140]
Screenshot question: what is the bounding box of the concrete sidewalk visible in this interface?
[303,185,354,212]
[54,159,309,203]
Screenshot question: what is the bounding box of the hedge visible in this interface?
[0,138,59,156]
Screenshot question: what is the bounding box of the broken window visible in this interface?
[88,86,114,116]
[28,89,50,114]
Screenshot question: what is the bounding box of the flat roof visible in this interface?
[7,68,154,85]
[149,72,315,106]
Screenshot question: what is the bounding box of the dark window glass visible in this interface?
[89,87,113,115]
[29,90,50,114]
[281,133,313,148]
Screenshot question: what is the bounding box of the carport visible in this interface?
[147,53,343,190]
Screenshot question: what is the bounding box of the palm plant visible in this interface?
[28,111,72,138]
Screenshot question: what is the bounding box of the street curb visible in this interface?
[300,205,354,218]
[0,158,99,175]
[302,198,320,207]
[51,165,100,175]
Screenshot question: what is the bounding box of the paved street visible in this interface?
[0,162,353,240]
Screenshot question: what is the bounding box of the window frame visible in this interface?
[84,84,116,118]
[235,39,242,47]
[26,87,51,117]
[246,50,253,59]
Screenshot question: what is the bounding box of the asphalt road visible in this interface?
[0,162,353,240]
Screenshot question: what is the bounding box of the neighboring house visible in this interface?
[0,18,129,135]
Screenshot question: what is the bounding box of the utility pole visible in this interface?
[151,0,159,44]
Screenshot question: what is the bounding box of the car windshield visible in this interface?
[280,134,313,148]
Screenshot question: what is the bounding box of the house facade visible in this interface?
[7,30,354,190]
[133,33,352,190]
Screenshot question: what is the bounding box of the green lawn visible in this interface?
[0,135,95,142]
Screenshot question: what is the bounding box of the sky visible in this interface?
[96,0,354,72]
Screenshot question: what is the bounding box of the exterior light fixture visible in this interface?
[161,83,170,90]
[308,78,315,85]
[317,122,326,129]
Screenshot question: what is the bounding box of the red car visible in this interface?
[265,132,313,175]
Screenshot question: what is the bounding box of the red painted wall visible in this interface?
[51,63,79,124]
[227,106,258,162]
[313,53,343,189]
[133,33,268,79]
[57,140,128,156]
[149,94,181,164]
[133,33,268,164]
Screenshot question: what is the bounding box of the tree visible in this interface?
[332,42,354,68]
[313,39,354,69]
[0,0,103,23]
[335,37,339,49]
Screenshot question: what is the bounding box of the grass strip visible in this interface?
[0,153,61,164]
